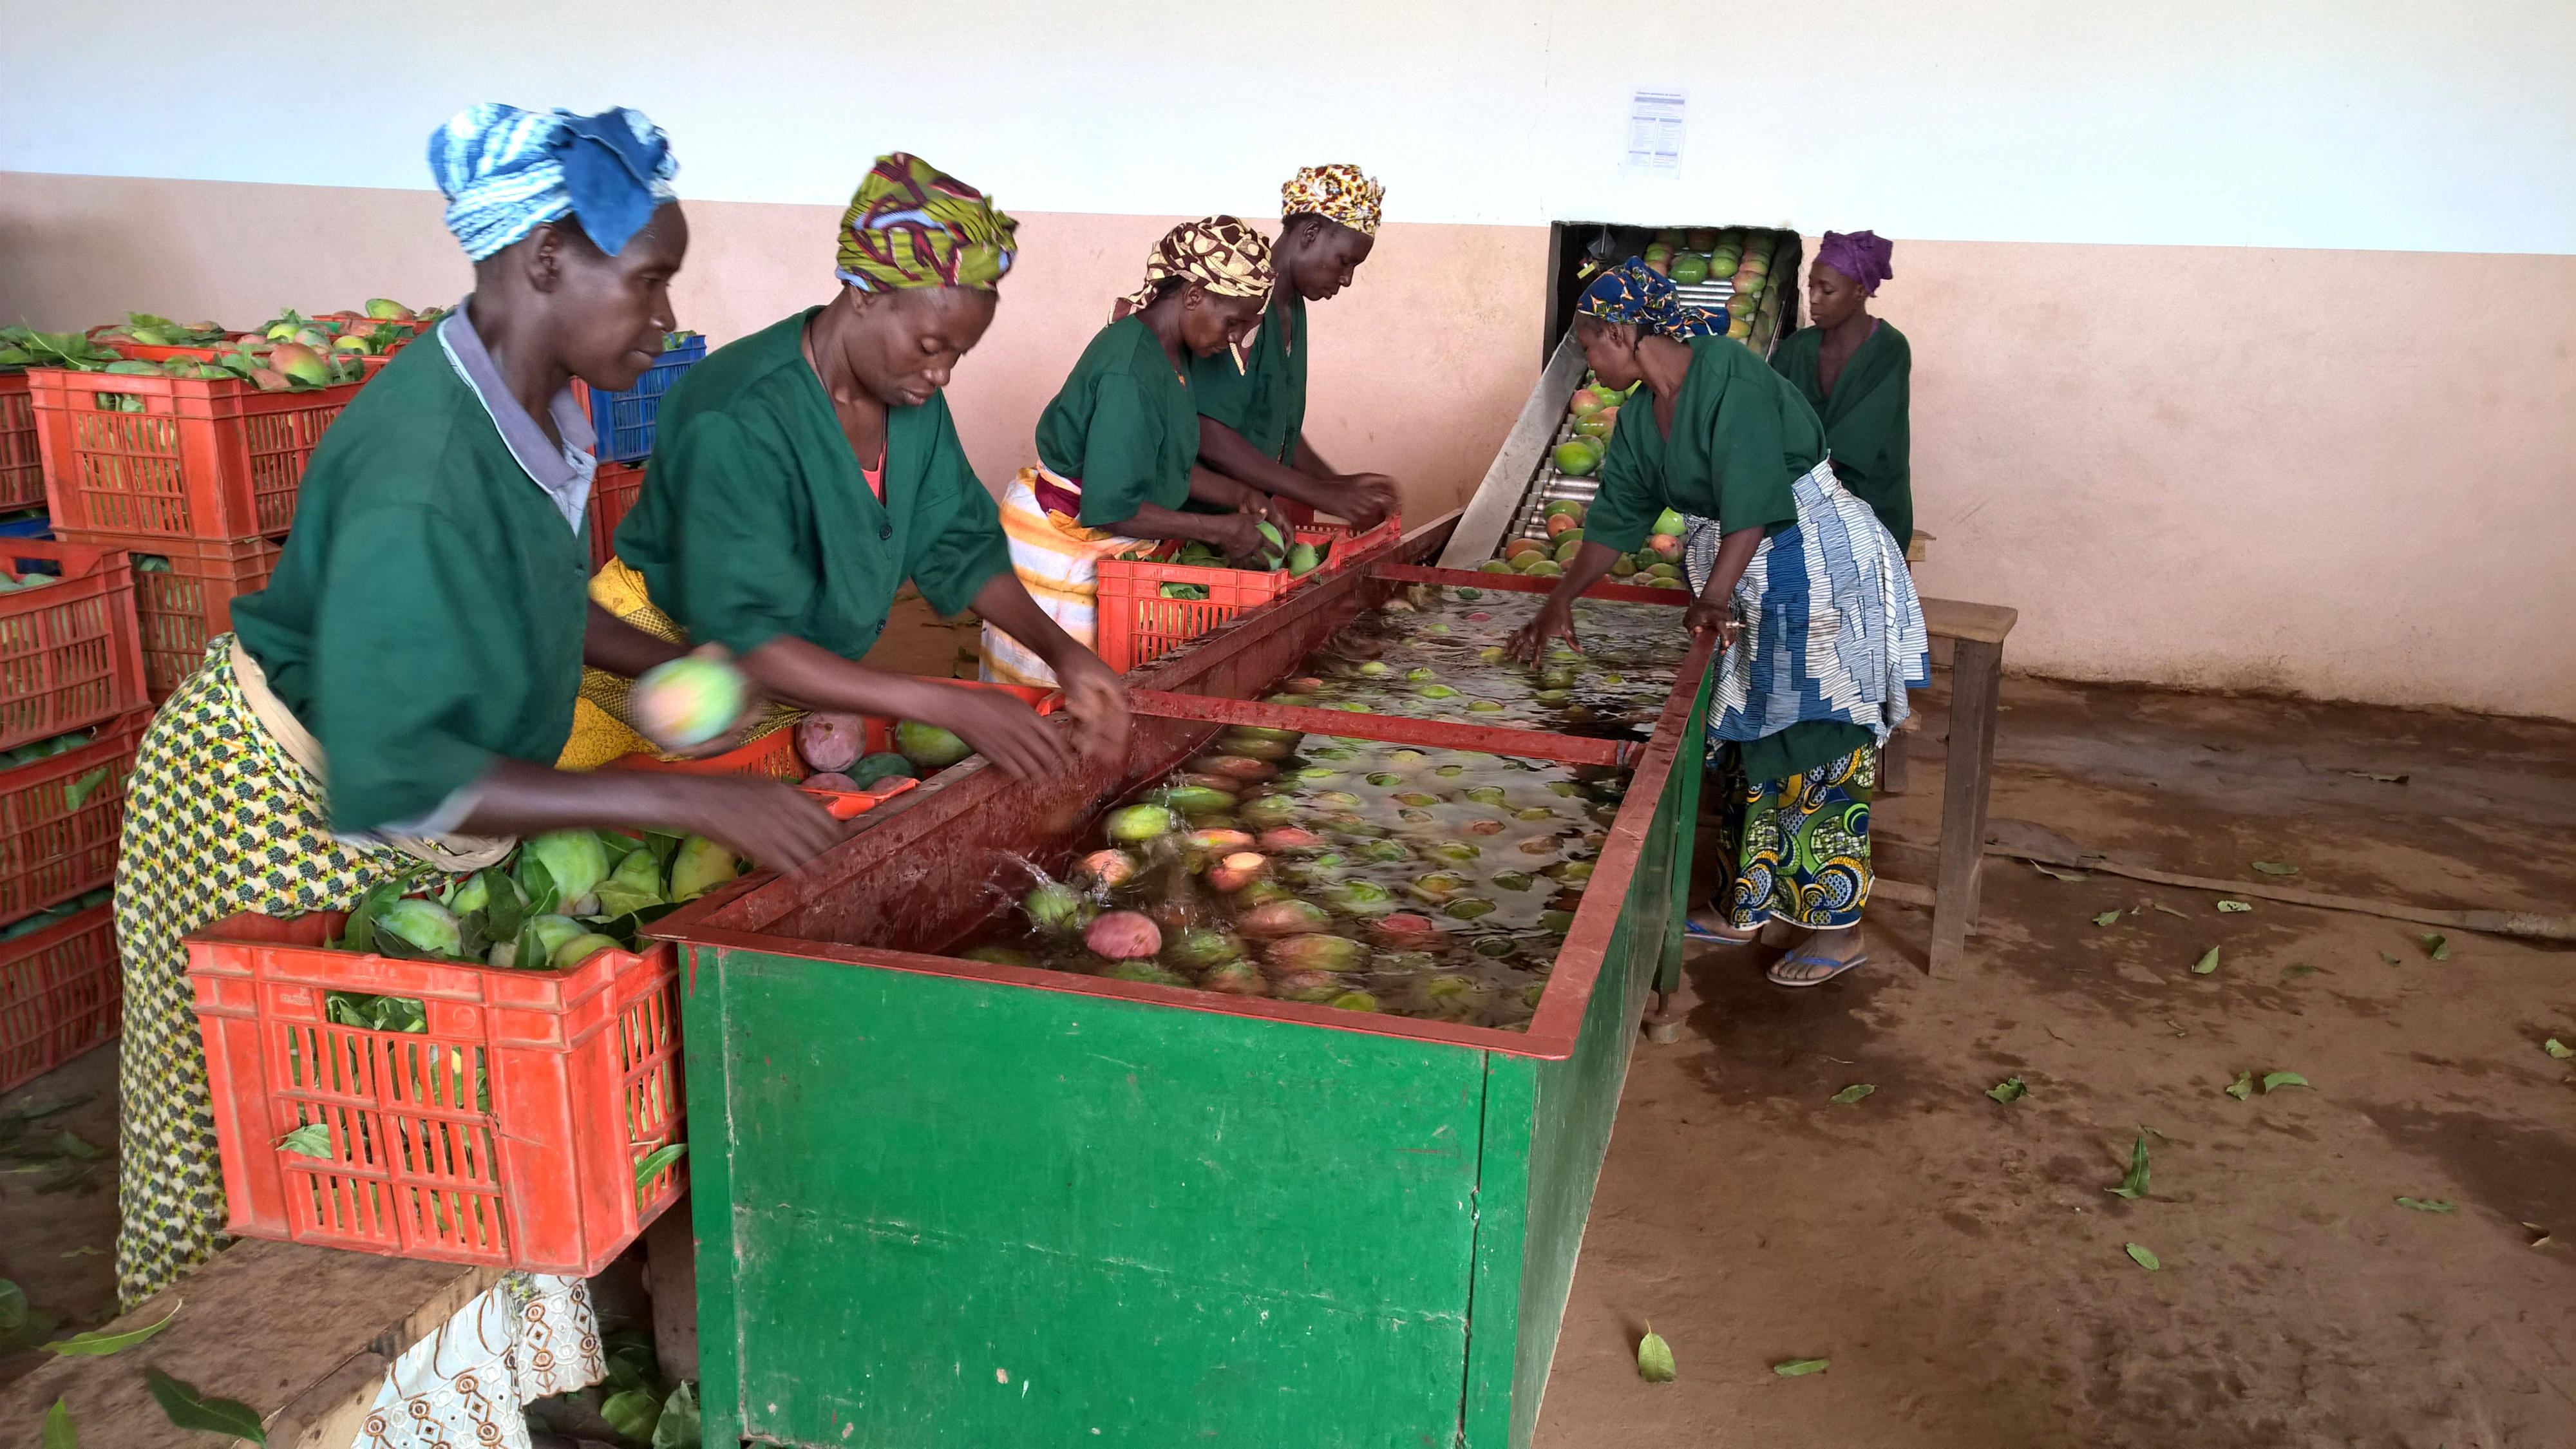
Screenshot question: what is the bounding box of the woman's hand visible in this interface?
[1683,593,1738,647]
[922,685,1075,782]
[1054,650,1132,765]
[1253,491,1296,542]
[1203,511,1271,564]
[1507,598,1583,665]
[673,775,851,872]
[1330,474,1399,530]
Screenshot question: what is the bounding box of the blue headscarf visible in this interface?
[428,104,680,262]
[1577,259,1724,339]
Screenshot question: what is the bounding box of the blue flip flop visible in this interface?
[1767,949,1868,987]
[1683,916,1761,944]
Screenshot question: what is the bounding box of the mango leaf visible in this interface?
[0,1278,24,1332]
[1986,1077,2027,1104]
[61,768,110,810]
[2124,1242,2161,1271]
[2394,1197,2456,1214]
[1829,1084,1874,1105]
[336,878,408,954]
[2342,770,2407,784]
[2030,862,2090,882]
[1636,1329,1676,1383]
[2192,948,2220,976]
[50,1131,102,1160]
[7,1094,93,1121]
[481,869,525,940]
[2418,933,2450,961]
[43,1397,76,1449]
[2545,1039,2573,1060]
[2216,900,2252,913]
[634,1142,687,1189]
[1771,1357,1830,1377]
[276,1123,330,1158]
[650,1381,700,1449]
[600,1388,662,1443]
[144,1367,267,1444]
[2250,861,2298,875]
[42,1301,176,1355]
[2282,965,2324,978]
[2262,1071,2309,1093]
[2380,951,2402,965]
[2090,911,2121,927]
[2106,1131,2150,1199]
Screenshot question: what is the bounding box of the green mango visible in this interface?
[668,835,739,902]
[895,719,973,770]
[377,899,461,956]
[526,830,609,907]
[550,932,625,970]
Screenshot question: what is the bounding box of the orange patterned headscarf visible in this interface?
[1281,164,1383,236]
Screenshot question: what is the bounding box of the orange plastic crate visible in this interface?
[0,708,145,922]
[1094,551,1314,674]
[602,725,802,781]
[589,462,644,571]
[0,538,151,753]
[0,902,120,1094]
[0,374,40,515]
[28,365,368,541]
[183,911,683,1274]
[853,681,1060,759]
[1302,513,1403,570]
[58,531,278,703]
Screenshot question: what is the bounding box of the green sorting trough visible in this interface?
[654,558,1713,1447]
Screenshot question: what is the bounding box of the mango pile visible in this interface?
[1115,521,1327,601]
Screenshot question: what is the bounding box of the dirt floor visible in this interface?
[0,1045,126,1388]
[1537,671,2576,1448]
[7,664,2569,1441]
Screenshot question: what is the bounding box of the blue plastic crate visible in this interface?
[586,333,705,462]
[0,514,52,540]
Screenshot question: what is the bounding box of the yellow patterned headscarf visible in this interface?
[1115,215,1275,317]
[1280,164,1384,236]
[835,153,1019,293]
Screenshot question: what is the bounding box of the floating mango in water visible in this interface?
[1208,852,1269,892]
[1443,898,1496,920]
[1107,804,1179,841]
[1166,927,1247,971]
[1026,883,1090,934]
[1264,933,1363,973]
[1085,911,1163,960]
[1392,791,1439,807]
[1464,786,1507,806]
[1200,958,1270,994]
[1101,960,1189,986]
[1239,899,1333,939]
[963,944,1035,967]
[1327,990,1379,1013]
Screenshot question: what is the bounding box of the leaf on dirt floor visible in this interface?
[600,1388,663,1444]
[2106,1131,2152,1198]
[2380,951,2402,965]
[2546,1039,2574,1060]
[2091,911,2121,927]
[2031,861,2091,882]
[41,1302,176,1356]
[5,1094,94,1121]
[0,1279,24,1333]
[275,1124,330,1158]
[144,1367,267,1444]
[57,1247,99,1258]
[634,1142,687,1189]
[1636,1329,1677,1382]
[2215,900,2252,913]
[2394,1197,2456,1214]
[2418,933,2449,960]
[650,1382,700,1449]
[2282,965,2325,978]
[2192,948,2221,976]
[2224,1071,2254,1101]
[2154,904,2189,918]
[1986,1077,2027,1104]
[43,1397,76,1449]
[48,1131,102,1160]
[2124,1243,2161,1271]
[2526,1224,2552,1249]
[2262,1071,2310,1094]
[2250,861,2298,875]
[1770,1357,1829,1378]
[2342,770,2408,784]
[1829,1084,1875,1105]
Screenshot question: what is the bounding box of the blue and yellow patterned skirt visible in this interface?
[1716,744,1875,931]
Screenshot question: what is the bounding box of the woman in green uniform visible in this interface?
[601,154,1126,769]
[1188,165,1397,531]
[113,102,842,1331]
[1510,261,1926,987]
[984,217,1276,686]
[1770,230,1909,549]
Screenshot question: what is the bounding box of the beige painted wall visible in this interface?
[5,173,2573,720]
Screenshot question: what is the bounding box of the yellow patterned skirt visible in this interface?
[560,558,799,770]
[111,638,473,1308]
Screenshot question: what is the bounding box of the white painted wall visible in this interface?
[1,0,2568,254]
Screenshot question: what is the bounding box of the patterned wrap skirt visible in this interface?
[985,466,1144,688]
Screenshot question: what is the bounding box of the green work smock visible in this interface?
[616,309,1012,658]
[231,338,591,835]
[1034,315,1198,530]
[1190,290,1307,465]
[1772,320,1911,549]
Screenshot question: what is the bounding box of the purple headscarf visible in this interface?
[1815,231,1894,295]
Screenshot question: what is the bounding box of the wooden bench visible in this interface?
[1873,596,2018,971]
[0,1242,500,1448]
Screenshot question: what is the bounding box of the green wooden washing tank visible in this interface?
[652,522,1713,1447]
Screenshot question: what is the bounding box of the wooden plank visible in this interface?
[1435,332,1588,570]
[1930,638,2006,970]
[0,1240,498,1449]
[1921,597,2018,645]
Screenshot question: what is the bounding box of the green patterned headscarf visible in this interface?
[835,153,1018,293]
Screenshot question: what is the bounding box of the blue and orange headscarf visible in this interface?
[835,153,1019,293]
[1575,259,1725,339]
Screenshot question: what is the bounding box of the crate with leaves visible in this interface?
[0,710,144,923]
[181,826,752,1273]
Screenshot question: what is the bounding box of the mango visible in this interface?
[550,932,624,971]
[1100,960,1189,986]
[1198,958,1269,995]
[526,830,609,907]
[1106,804,1178,842]
[1262,933,1363,973]
[963,944,1034,967]
[1084,910,1162,960]
[1025,882,1090,934]
[1238,899,1332,939]
[895,718,972,770]
[668,835,739,902]
[269,342,331,387]
[378,899,461,956]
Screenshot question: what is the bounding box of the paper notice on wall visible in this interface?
[1624,90,1685,178]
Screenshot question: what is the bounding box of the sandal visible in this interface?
[1683,908,1762,944]
[1766,949,1869,988]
